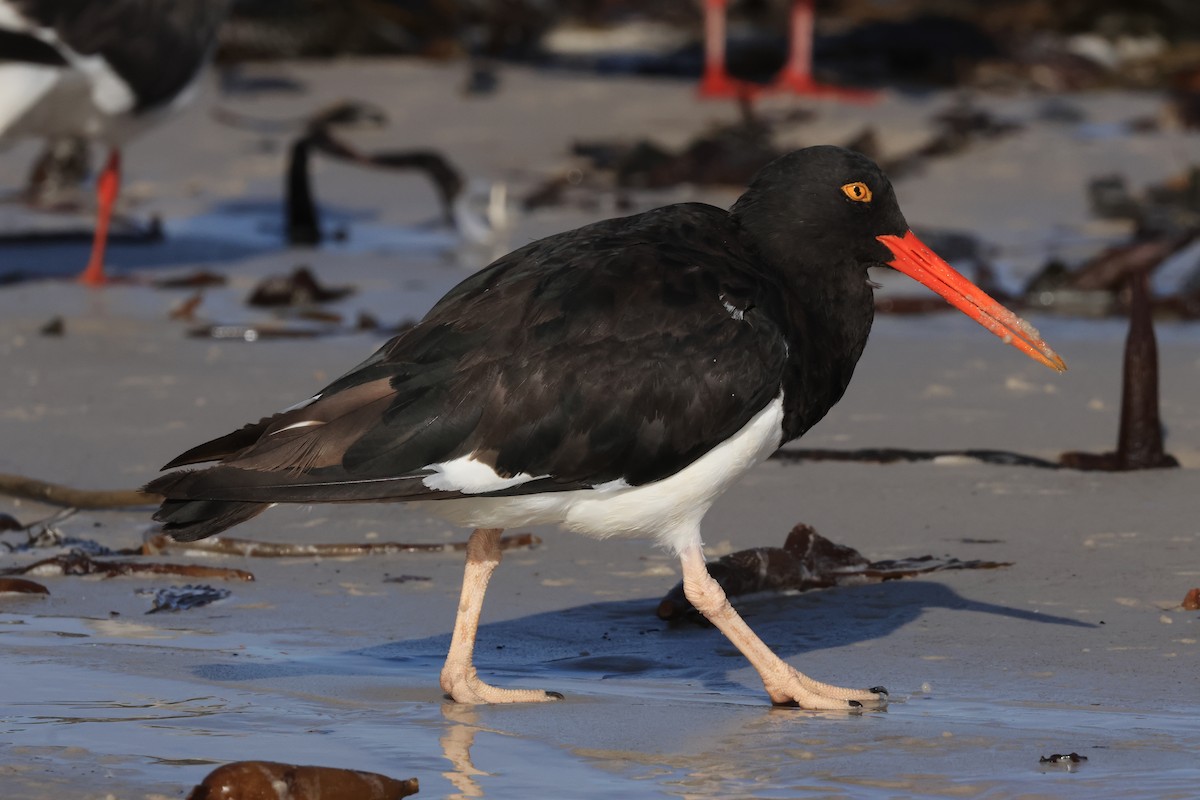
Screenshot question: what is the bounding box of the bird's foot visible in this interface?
[764,665,887,711]
[440,665,563,705]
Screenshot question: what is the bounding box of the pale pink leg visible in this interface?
[679,544,887,709]
[440,528,563,704]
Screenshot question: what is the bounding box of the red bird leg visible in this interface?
[80,148,121,286]
[699,0,746,98]
[775,0,815,91]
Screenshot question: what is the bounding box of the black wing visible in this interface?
[150,204,790,508]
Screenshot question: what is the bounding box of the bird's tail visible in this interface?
[145,472,269,542]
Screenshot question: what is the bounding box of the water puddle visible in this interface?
[2,609,1197,799]
[168,200,469,257]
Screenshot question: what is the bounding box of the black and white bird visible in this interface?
[148,146,1066,709]
[0,0,228,283]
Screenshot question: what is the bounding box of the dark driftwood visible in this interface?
[1,552,254,582]
[0,473,158,508]
[1060,268,1179,470]
[0,577,50,595]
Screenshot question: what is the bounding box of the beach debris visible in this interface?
[214,99,475,245]
[187,760,418,800]
[143,531,540,558]
[657,523,1010,621]
[247,266,354,308]
[1079,163,1200,237]
[383,574,432,584]
[463,59,499,96]
[184,312,413,341]
[1167,66,1200,130]
[1060,268,1179,471]
[590,99,780,191]
[153,270,229,289]
[22,135,90,209]
[538,98,782,206]
[1023,223,1200,319]
[0,472,157,508]
[882,97,1023,180]
[38,316,64,336]
[0,551,254,582]
[138,584,230,614]
[1181,588,1200,610]
[0,577,49,595]
[282,101,471,244]
[1089,175,1142,220]
[169,291,206,322]
[1040,752,1088,765]
[188,324,327,341]
[3,525,116,556]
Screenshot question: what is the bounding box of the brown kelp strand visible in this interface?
[1,552,254,581]
[658,523,1011,622]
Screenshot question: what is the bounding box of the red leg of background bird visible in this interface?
[774,0,815,92]
[770,0,876,101]
[699,0,758,99]
[679,544,886,709]
[79,148,121,286]
[440,528,562,704]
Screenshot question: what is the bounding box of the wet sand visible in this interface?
[1,61,1199,798]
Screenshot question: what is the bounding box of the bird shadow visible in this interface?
[191,579,1092,700]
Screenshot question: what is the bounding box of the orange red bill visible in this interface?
[877,230,1067,373]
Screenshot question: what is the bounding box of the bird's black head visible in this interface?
[730,146,907,275]
[732,146,1068,374]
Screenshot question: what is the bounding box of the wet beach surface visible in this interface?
[2,62,1199,798]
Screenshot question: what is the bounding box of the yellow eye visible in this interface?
[841,182,872,203]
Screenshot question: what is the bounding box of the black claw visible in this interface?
[545,691,565,700]
[849,700,863,708]
[870,686,889,696]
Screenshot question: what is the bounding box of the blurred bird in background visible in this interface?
[0,0,229,283]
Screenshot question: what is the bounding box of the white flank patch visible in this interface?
[416,394,786,554]
[591,477,631,492]
[421,455,544,494]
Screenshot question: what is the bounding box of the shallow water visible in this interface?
[3,607,1198,800]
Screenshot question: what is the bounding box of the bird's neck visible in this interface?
[775,263,875,443]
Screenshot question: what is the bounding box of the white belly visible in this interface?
[412,395,785,554]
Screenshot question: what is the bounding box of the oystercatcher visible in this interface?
[0,0,228,284]
[148,146,1066,709]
